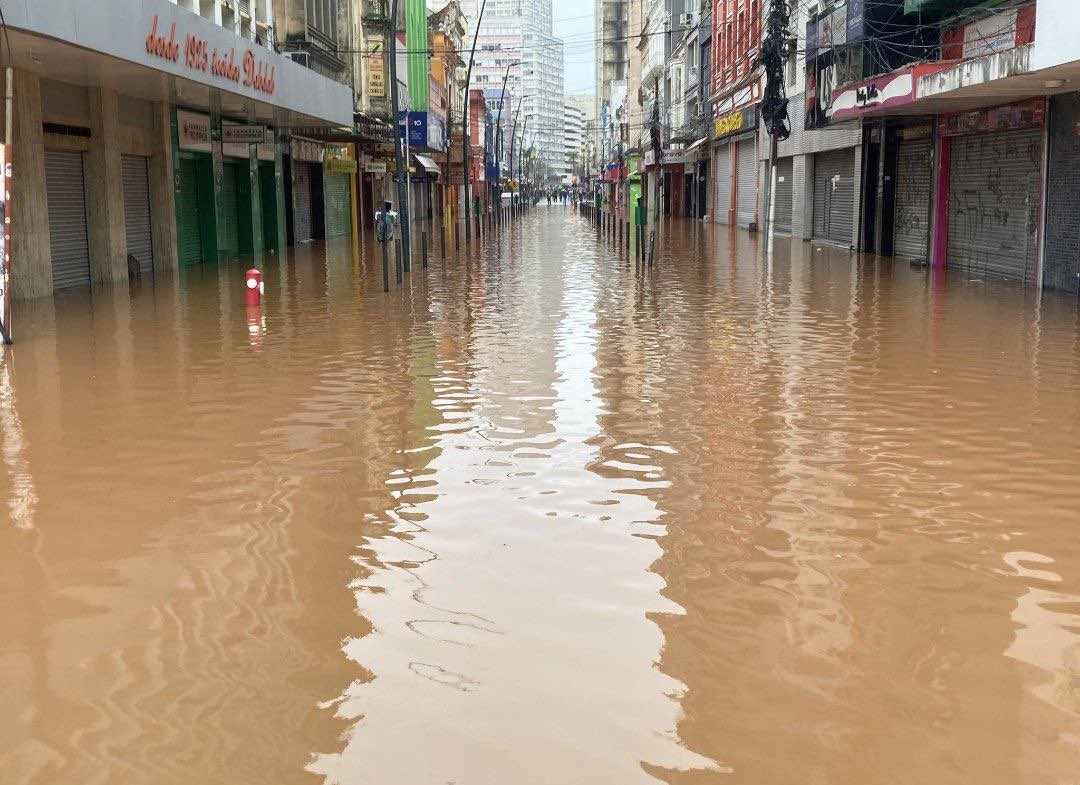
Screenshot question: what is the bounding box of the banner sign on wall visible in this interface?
[714,106,758,140]
[938,98,1045,137]
[177,110,212,152]
[222,122,268,143]
[805,0,865,60]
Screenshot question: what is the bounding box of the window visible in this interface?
[307,0,338,42]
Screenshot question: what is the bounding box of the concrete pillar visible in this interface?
[794,152,814,241]
[11,68,51,298]
[86,87,127,282]
[149,101,178,271]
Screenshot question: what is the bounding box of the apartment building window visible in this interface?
[307,0,338,43]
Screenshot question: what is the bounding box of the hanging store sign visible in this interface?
[290,137,325,162]
[398,111,427,147]
[222,122,268,143]
[177,110,212,152]
[256,139,276,161]
[937,98,1045,137]
[145,14,275,95]
[366,35,386,99]
[364,161,388,174]
[714,106,757,140]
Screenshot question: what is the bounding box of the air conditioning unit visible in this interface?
[680,12,693,28]
[285,51,310,67]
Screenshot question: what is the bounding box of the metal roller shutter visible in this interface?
[44,150,91,290]
[121,155,154,275]
[946,128,1042,282]
[292,161,314,242]
[220,161,240,257]
[713,144,732,225]
[774,157,793,234]
[893,138,932,260]
[736,137,757,227]
[324,172,351,236]
[177,157,202,265]
[813,147,856,246]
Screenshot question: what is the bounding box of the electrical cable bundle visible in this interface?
[758,0,791,141]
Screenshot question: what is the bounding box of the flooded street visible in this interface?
[3,205,1080,784]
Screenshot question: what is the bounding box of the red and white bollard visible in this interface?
[245,268,263,307]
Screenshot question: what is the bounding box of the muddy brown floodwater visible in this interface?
[2,206,1080,784]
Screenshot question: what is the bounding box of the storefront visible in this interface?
[323,146,357,239]
[711,105,758,227]
[175,110,214,265]
[935,99,1045,283]
[3,0,352,300]
[174,111,276,263]
[288,137,325,245]
[831,64,951,256]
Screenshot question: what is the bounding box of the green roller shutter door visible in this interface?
[221,161,240,257]
[177,158,202,265]
[324,172,351,237]
[259,162,278,251]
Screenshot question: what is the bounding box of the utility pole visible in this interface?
[0,65,12,344]
[759,0,791,251]
[388,0,410,273]
[461,0,487,246]
[648,76,662,268]
[509,96,521,216]
[403,95,413,272]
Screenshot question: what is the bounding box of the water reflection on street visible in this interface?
[2,206,1079,784]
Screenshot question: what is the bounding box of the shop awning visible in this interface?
[413,154,441,172]
[685,136,708,152]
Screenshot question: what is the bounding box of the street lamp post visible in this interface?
[493,60,518,226]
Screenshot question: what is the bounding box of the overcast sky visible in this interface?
[553,0,595,96]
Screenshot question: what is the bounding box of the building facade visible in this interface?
[4,0,350,301]
[463,0,564,185]
[561,100,585,185]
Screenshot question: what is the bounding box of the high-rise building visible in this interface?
[562,101,585,184]
[595,0,628,135]
[463,0,565,184]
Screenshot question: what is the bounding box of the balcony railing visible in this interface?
[362,0,389,24]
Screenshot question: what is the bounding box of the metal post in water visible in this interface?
[422,230,428,269]
[382,240,390,292]
[395,238,403,283]
[440,214,446,259]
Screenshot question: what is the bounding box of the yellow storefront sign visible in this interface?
[325,158,358,174]
[714,110,746,138]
